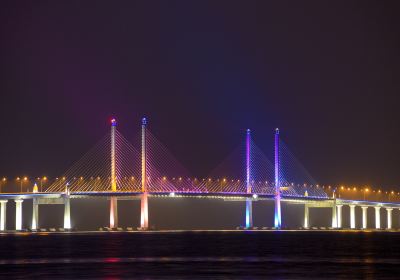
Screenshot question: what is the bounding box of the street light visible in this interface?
[40,176,47,192]
[0,177,6,193]
[17,177,28,193]
[363,188,369,200]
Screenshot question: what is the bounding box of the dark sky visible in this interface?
[1,1,399,189]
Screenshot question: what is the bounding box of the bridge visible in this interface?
[0,118,398,231]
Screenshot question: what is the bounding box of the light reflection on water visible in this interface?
[0,231,398,279]
[0,256,399,265]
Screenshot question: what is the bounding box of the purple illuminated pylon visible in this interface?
[245,129,253,228]
[274,128,282,228]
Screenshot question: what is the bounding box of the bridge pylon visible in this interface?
[110,118,118,228]
[274,128,282,229]
[245,129,253,228]
[140,117,149,230]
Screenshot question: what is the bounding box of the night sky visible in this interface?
[1,1,399,190]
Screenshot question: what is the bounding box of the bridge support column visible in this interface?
[110,197,118,228]
[386,208,393,230]
[140,192,149,229]
[304,204,309,228]
[0,200,7,231]
[64,196,71,229]
[350,205,356,229]
[245,199,253,228]
[32,198,39,230]
[336,205,343,228]
[361,206,368,229]
[15,199,23,230]
[331,202,337,228]
[375,206,381,229]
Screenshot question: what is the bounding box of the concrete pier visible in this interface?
[387,208,393,229]
[0,200,7,230]
[350,205,356,229]
[361,206,368,229]
[375,206,381,229]
[336,205,343,228]
[331,203,337,228]
[64,196,71,229]
[15,199,23,230]
[32,198,39,230]
[304,204,309,228]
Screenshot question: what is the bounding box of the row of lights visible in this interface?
[0,176,47,181]
[1,176,399,195]
[338,186,399,195]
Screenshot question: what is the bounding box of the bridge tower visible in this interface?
[140,117,149,229]
[245,129,253,228]
[274,128,282,229]
[110,118,118,228]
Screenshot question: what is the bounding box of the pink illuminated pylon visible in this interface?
[140,117,149,229]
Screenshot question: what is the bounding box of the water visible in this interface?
[0,231,399,279]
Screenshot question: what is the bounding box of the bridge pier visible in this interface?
[140,192,149,229]
[15,199,23,230]
[361,206,368,229]
[0,200,7,230]
[32,198,39,230]
[336,205,343,228]
[375,206,381,229]
[64,195,71,229]
[304,204,309,228]
[245,199,253,228]
[350,205,356,229]
[331,203,337,228]
[110,197,118,228]
[386,208,393,229]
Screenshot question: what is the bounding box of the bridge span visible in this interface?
[0,118,398,231]
[0,191,399,231]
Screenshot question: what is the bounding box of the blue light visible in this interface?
[111,118,117,126]
[245,200,251,228]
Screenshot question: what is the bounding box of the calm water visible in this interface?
[0,231,399,279]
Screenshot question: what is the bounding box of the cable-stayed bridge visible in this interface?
[0,118,398,231]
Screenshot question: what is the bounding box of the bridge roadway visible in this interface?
[0,192,399,231]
